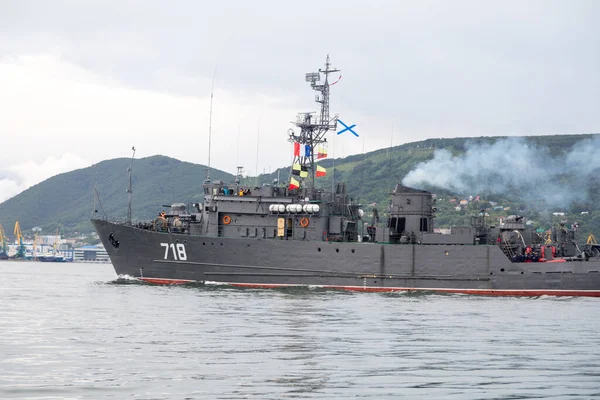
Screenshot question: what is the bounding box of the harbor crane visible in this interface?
[13,221,26,259]
[32,231,39,261]
[0,224,8,258]
[53,229,60,256]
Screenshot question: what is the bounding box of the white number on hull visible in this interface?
[175,243,187,260]
[160,243,187,261]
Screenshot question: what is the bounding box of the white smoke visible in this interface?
[402,136,600,209]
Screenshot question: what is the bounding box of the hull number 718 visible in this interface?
[160,243,187,261]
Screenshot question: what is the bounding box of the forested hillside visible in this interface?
[1,134,599,242]
[261,133,600,210]
[0,156,233,235]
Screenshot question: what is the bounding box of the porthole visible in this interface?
[500,268,505,272]
[351,249,355,253]
[318,248,321,252]
[336,249,339,253]
[202,242,206,245]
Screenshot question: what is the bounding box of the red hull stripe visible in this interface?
[138,278,600,297]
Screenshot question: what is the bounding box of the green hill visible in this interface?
[259,133,600,209]
[0,155,233,237]
[1,134,600,242]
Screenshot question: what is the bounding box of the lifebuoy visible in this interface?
[300,217,309,228]
[223,215,232,225]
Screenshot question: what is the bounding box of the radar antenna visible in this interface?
[235,166,244,192]
[288,55,340,192]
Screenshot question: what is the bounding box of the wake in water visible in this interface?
[99,277,449,297]
[102,276,243,291]
[100,276,353,295]
[104,274,144,285]
[100,276,588,299]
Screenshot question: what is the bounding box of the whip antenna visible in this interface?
[387,125,394,192]
[255,119,260,187]
[206,65,217,182]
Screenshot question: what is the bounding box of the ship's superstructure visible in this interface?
[91,56,600,296]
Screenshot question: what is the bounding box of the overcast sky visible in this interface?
[1,0,598,202]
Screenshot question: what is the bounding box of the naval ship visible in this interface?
[92,56,600,297]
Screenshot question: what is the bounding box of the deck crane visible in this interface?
[32,231,39,261]
[13,221,26,259]
[0,224,8,258]
[53,229,60,256]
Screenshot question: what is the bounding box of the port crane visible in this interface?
[0,224,8,257]
[32,231,39,261]
[53,229,60,256]
[13,221,26,259]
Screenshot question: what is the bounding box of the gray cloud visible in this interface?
[0,169,21,184]
[1,0,598,135]
[0,0,599,203]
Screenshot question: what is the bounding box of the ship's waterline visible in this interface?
[133,278,600,297]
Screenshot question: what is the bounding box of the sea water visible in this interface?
[1,261,599,399]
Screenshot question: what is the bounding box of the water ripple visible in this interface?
[1,261,599,399]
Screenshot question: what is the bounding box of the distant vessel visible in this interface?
[92,56,600,297]
[36,253,68,263]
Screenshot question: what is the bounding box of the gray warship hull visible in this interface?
[91,56,600,297]
[92,219,600,296]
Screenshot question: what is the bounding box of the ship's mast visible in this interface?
[288,55,340,192]
[127,146,136,225]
